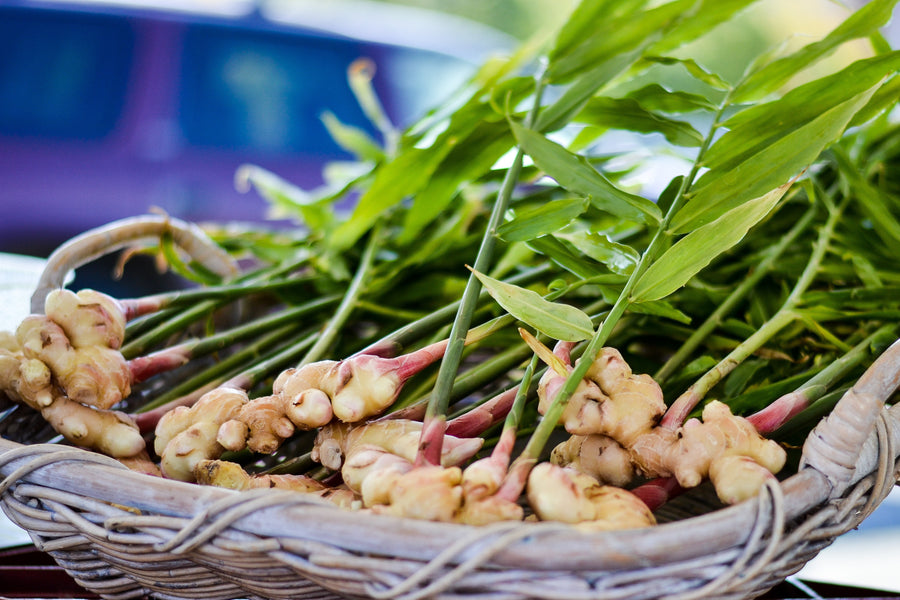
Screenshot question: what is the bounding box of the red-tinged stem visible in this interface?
[495,455,536,502]
[352,339,402,359]
[746,391,810,433]
[418,416,448,466]
[393,339,449,381]
[128,345,192,383]
[118,296,168,321]
[631,477,684,511]
[445,386,518,438]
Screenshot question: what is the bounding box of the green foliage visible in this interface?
[199,0,900,454]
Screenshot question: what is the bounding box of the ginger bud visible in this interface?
[217,393,296,454]
[537,368,608,435]
[285,388,333,430]
[341,445,413,505]
[321,357,403,423]
[274,362,337,429]
[313,419,483,471]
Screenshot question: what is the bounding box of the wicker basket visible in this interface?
[2,336,899,600]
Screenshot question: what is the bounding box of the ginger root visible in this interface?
[155,387,249,481]
[368,465,465,522]
[537,347,665,445]
[630,400,786,491]
[44,289,126,350]
[312,419,483,472]
[195,459,357,508]
[527,462,655,531]
[551,434,634,488]
[0,346,143,458]
[16,314,130,410]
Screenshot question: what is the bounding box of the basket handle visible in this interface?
[30,215,239,313]
[799,338,900,498]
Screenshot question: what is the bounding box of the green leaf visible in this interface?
[556,230,640,275]
[527,236,606,280]
[707,53,900,174]
[510,121,662,224]
[628,298,691,324]
[671,68,887,233]
[536,50,645,134]
[234,164,335,232]
[647,0,760,55]
[731,0,900,103]
[632,179,793,302]
[320,111,385,163]
[625,84,717,113]
[400,121,513,244]
[547,0,690,82]
[469,268,595,342]
[331,86,516,250]
[498,198,590,242]
[575,96,704,147]
[549,0,650,63]
[641,55,732,90]
[849,74,900,127]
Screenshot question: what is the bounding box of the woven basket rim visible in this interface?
[0,433,871,572]
[1,341,898,586]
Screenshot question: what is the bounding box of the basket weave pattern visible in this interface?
[2,342,900,600]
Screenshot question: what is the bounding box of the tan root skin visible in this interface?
[538,347,665,445]
[17,315,130,410]
[551,434,634,487]
[312,419,483,472]
[534,345,785,505]
[0,329,143,458]
[527,463,655,531]
[155,387,249,481]
[195,459,358,508]
[44,289,126,350]
[214,356,412,456]
[630,400,786,492]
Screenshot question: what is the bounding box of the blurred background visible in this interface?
[0,0,899,593]
[0,0,885,260]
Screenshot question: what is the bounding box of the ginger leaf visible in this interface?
[498,197,590,242]
[555,230,639,276]
[510,121,662,224]
[670,74,885,233]
[632,178,793,302]
[469,268,595,342]
[731,0,900,103]
[573,96,704,147]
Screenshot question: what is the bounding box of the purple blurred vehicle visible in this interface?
[0,0,514,255]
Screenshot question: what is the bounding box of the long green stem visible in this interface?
[134,323,308,413]
[654,202,818,383]
[517,101,732,464]
[416,71,549,466]
[299,227,380,365]
[184,295,339,359]
[662,195,847,427]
